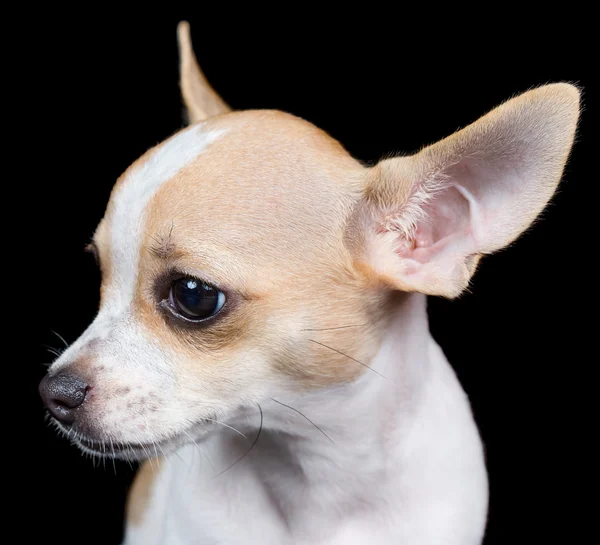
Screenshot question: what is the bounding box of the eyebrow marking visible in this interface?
[107,125,224,311]
[147,226,178,260]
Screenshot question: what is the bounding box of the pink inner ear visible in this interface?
[395,184,473,264]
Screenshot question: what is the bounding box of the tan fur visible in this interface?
[101,27,578,528]
[133,110,388,387]
[356,83,580,297]
[371,83,579,232]
[177,21,231,123]
[90,56,580,396]
[126,459,163,526]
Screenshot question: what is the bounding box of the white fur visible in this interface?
[47,126,225,445]
[123,294,488,545]
[44,83,578,544]
[107,126,224,310]
[383,167,451,240]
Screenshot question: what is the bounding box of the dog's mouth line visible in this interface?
[49,417,210,460]
[75,435,165,456]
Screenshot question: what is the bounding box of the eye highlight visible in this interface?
[168,278,226,322]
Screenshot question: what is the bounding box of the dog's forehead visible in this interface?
[96,110,366,300]
[149,112,363,246]
[143,111,365,278]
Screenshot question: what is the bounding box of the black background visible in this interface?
[16,10,593,545]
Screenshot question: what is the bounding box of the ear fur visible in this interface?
[177,21,231,124]
[351,83,581,298]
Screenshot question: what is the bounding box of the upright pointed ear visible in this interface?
[177,21,231,124]
[349,84,581,298]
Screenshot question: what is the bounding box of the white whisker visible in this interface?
[205,419,247,439]
[51,330,69,349]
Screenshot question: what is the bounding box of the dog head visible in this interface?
[39,22,580,459]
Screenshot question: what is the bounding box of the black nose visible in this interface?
[39,372,89,425]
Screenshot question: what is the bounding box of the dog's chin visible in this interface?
[73,435,185,461]
[51,419,213,462]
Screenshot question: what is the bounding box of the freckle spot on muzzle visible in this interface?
[86,338,102,351]
[115,386,131,396]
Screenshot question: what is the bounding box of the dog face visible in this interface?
[39,23,580,460]
[45,111,387,458]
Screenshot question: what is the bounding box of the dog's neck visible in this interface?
[229,292,435,531]
[167,291,485,543]
[263,291,431,442]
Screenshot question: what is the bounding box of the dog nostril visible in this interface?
[53,398,76,411]
[39,372,89,425]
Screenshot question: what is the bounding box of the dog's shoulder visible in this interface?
[126,459,164,527]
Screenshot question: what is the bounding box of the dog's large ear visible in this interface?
[348,84,580,298]
[177,21,231,124]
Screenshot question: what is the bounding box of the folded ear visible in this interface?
[177,21,231,124]
[349,83,580,298]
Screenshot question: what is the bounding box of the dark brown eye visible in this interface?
[169,278,225,321]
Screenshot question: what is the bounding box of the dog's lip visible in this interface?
[50,417,212,461]
[75,435,160,455]
[72,432,196,461]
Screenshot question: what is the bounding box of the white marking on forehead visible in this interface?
[107,125,224,309]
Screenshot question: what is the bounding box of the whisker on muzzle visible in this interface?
[205,418,248,439]
[43,345,62,358]
[182,429,215,470]
[51,330,70,349]
[150,407,249,440]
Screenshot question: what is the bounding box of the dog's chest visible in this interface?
[124,440,401,545]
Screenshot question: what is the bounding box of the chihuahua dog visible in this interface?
[39,22,579,545]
